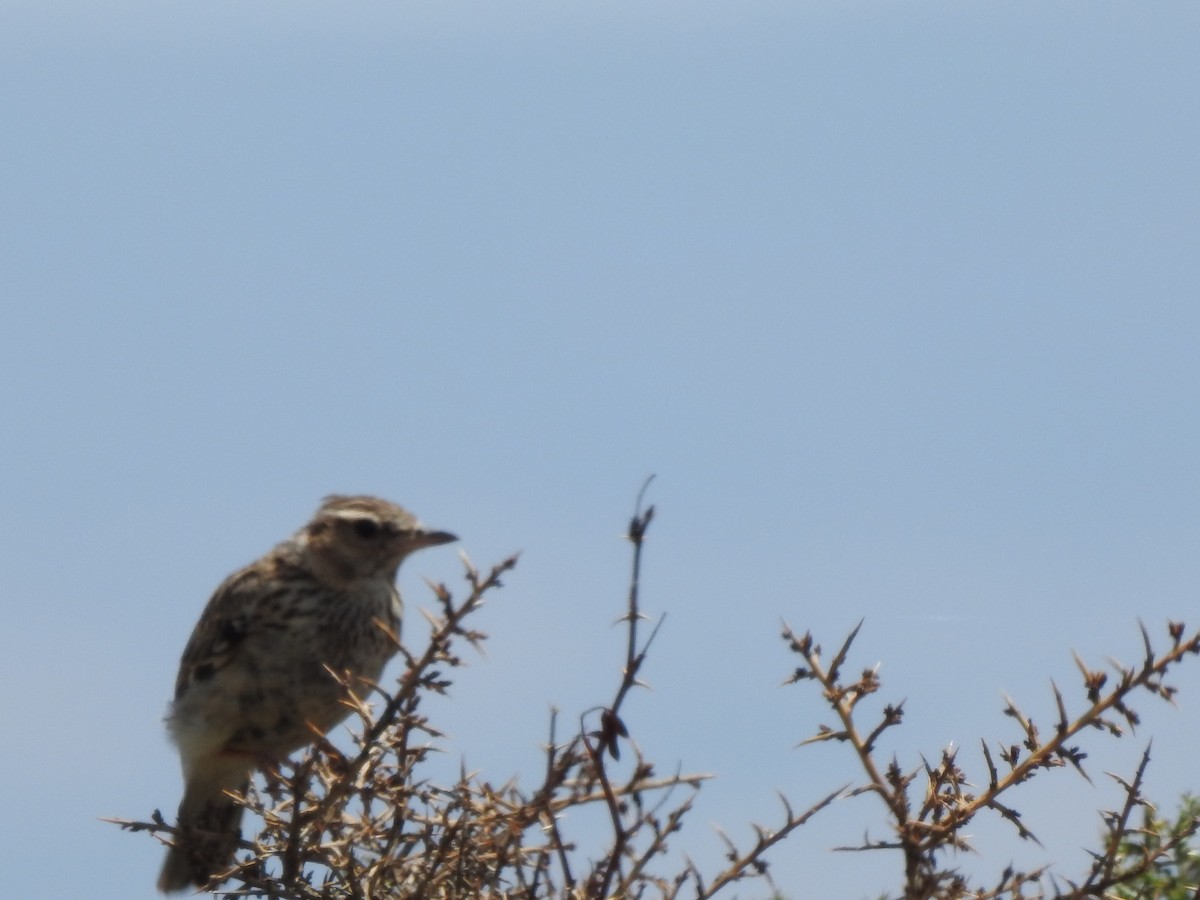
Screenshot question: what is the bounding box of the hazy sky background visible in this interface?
[3,2,1199,897]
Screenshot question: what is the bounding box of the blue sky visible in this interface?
[3,2,1199,897]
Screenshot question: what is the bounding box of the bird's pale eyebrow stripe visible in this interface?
[332,511,383,523]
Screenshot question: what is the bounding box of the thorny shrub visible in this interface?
[114,492,1200,899]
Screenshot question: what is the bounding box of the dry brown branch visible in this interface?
[784,618,1200,899]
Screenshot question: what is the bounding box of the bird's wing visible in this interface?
[173,562,276,701]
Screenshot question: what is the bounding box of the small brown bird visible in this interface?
[157,496,456,893]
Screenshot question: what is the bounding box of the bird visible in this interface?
[157,495,456,893]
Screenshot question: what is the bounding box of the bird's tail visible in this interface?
[157,769,249,893]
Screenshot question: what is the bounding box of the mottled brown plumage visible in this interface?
[157,496,456,892]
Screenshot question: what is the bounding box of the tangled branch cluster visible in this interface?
[116,496,833,898]
[115,495,1200,899]
[785,619,1200,898]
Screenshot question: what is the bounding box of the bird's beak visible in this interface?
[412,529,458,549]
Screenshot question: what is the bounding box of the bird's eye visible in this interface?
[353,519,381,539]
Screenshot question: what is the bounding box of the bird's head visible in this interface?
[302,495,457,585]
